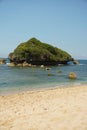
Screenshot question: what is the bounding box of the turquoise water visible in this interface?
[0,60,87,95]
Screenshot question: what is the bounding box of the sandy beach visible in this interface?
[0,85,87,130]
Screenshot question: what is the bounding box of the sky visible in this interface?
[0,0,87,59]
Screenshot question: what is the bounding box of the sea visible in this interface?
[0,59,87,95]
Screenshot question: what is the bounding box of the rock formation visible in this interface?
[68,72,77,79]
[0,59,6,64]
[73,60,79,65]
[8,37,73,66]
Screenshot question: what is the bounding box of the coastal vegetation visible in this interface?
[8,37,73,66]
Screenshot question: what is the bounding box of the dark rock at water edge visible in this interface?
[8,37,73,66]
[73,60,79,65]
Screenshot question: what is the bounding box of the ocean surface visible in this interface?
[0,60,87,95]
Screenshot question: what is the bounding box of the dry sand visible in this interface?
[0,85,87,130]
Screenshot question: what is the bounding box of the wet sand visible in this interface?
[0,85,87,130]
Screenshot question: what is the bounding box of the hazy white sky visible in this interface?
[0,0,87,59]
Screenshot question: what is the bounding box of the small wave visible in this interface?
[68,64,85,66]
[78,64,86,66]
[6,63,10,65]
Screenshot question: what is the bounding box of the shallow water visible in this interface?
[0,60,87,95]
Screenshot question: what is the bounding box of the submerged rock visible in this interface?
[57,70,62,73]
[68,72,77,79]
[47,73,53,76]
[46,67,51,70]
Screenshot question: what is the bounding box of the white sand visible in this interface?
[0,85,87,130]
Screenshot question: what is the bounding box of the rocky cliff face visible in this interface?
[8,38,73,65]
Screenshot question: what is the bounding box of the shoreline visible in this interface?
[0,84,87,130]
[0,83,87,96]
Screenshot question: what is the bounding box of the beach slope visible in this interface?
[0,85,87,130]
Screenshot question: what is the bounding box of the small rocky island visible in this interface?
[8,37,73,66]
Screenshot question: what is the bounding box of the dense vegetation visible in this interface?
[8,37,72,65]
